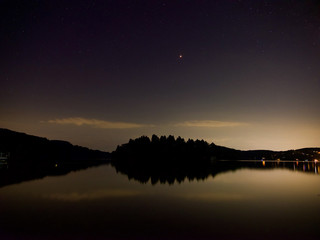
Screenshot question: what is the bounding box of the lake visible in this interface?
[0,161,319,240]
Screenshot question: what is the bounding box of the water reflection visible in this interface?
[43,189,140,201]
[1,163,320,240]
[112,160,320,185]
[0,160,319,188]
[0,161,108,188]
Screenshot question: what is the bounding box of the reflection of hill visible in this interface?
[0,162,109,188]
[112,160,320,185]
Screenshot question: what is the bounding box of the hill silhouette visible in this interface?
[0,128,109,166]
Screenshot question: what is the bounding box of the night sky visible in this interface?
[1,0,320,151]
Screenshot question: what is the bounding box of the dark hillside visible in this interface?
[0,128,109,167]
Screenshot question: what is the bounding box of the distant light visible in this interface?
[179,54,183,59]
[55,164,58,167]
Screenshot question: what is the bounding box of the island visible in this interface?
[111,135,320,184]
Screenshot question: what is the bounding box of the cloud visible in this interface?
[47,117,152,129]
[175,120,247,128]
[46,118,246,130]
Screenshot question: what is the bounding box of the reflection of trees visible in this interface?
[112,161,213,185]
[112,160,320,185]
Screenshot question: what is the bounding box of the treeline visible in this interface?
[113,135,217,162]
[111,135,262,163]
[112,135,320,162]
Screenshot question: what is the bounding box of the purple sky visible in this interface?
[1,0,320,151]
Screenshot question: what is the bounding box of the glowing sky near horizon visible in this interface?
[1,0,320,151]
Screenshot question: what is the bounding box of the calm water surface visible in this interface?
[0,162,320,240]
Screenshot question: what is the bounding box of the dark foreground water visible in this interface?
[0,161,320,240]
